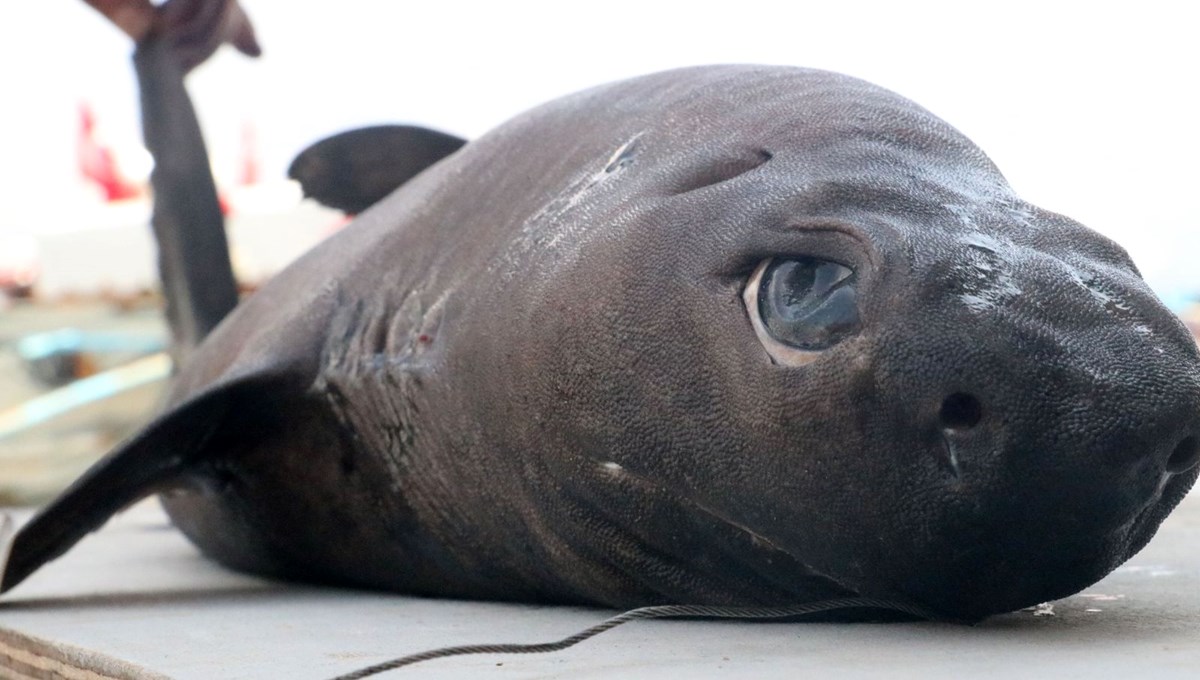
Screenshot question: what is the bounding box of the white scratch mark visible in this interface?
[1028,602,1056,617]
[952,232,1022,312]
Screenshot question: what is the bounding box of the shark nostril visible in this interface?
[940,393,983,431]
[1166,436,1200,474]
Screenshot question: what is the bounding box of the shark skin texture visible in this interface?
[3,65,1199,625]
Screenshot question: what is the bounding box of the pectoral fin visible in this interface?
[0,368,290,594]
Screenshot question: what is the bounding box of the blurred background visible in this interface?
[0,0,1197,503]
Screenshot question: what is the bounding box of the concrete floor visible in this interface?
[2,495,1200,680]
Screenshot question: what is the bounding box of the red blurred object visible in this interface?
[77,102,142,202]
[238,119,260,186]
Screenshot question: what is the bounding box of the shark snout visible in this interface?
[925,378,1200,490]
[891,383,1200,620]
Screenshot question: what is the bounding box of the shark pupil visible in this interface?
[758,258,860,350]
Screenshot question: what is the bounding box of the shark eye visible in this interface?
[744,257,861,364]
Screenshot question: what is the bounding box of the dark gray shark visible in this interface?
[4,65,1198,623]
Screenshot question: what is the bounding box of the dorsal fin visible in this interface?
[0,368,290,594]
[288,125,467,214]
